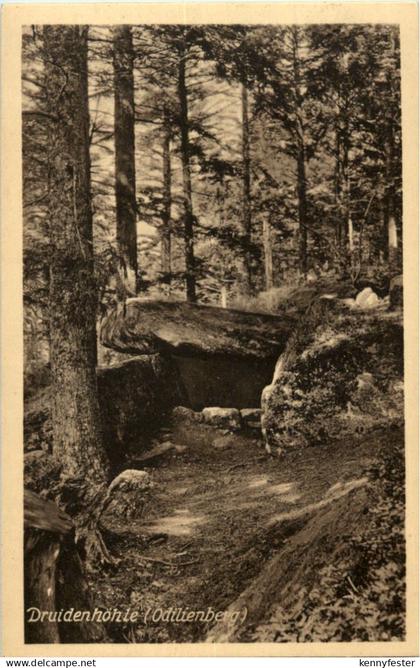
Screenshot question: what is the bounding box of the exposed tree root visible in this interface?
[55,475,117,568]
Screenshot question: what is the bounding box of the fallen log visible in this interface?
[24,490,107,643]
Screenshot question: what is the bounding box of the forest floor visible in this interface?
[95,418,403,643]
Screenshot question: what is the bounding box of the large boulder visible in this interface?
[272,280,358,318]
[100,299,293,359]
[97,354,186,467]
[100,301,293,409]
[262,298,404,453]
[24,354,187,470]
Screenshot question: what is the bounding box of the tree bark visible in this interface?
[241,82,253,293]
[25,532,61,643]
[334,126,342,248]
[383,129,398,267]
[113,25,139,295]
[178,52,196,303]
[383,30,399,271]
[341,127,351,258]
[334,114,351,274]
[24,490,107,643]
[296,141,308,277]
[43,26,109,485]
[161,109,172,291]
[348,215,354,252]
[263,218,273,291]
[217,178,225,228]
[291,30,308,278]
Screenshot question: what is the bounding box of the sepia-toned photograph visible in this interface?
[1,3,418,656]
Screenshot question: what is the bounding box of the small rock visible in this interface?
[107,469,151,519]
[171,406,203,423]
[109,469,151,493]
[174,444,188,454]
[355,287,379,309]
[247,421,262,431]
[341,297,356,309]
[306,269,318,284]
[202,407,241,430]
[356,372,375,391]
[389,274,403,310]
[240,408,262,424]
[212,435,236,450]
[159,440,174,448]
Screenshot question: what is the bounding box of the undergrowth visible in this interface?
[249,439,405,642]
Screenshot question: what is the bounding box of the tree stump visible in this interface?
[24,490,107,643]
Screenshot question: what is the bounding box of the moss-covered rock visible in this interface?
[262,298,403,453]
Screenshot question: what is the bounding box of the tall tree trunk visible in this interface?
[341,129,351,256]
[217,178,225,228]
[296,141,308,277]
[161,109,172,292]
[113,25,139,295]
[334,115,351,275]
[383,126,398,268]
[263,219,273,291]
[291,29,308,278]
[383,30,399,272]
[348,215,354,252]
[334,126,342,249]
[178,53,196,303]
[241,82,253,293]
[43,26,109,485]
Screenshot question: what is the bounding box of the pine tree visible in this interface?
[113,25,139,295]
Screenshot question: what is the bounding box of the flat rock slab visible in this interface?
[100,300,293,360]
[202,407,241,431]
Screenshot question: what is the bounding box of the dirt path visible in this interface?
[97,420,388,643]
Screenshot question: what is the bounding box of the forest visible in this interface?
[22,24,405,645]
